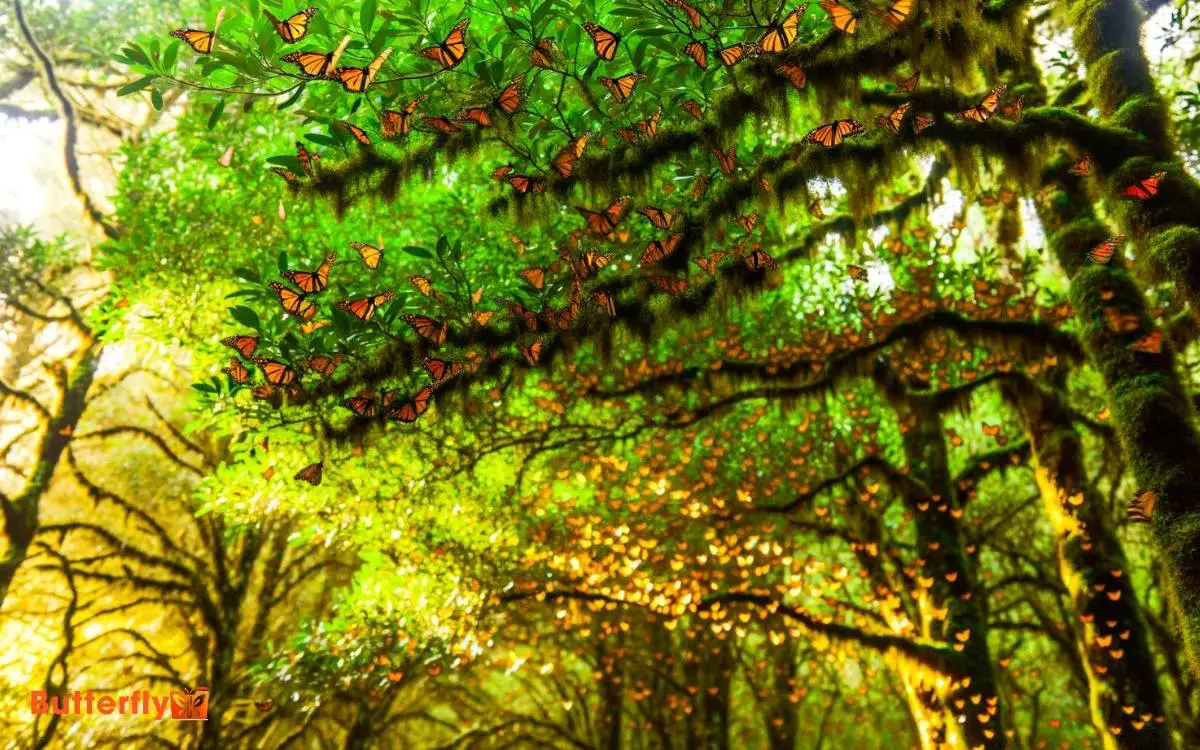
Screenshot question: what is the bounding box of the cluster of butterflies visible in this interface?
[172,6,467,92]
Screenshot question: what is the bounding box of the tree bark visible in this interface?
[1005,377,1172,748]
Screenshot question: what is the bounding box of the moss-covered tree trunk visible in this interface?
[1037,150,1200,678]
[1004,378,1171,747]
[894,398,1007,749]
[1060,0,1200,675]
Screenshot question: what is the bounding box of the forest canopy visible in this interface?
[1,0,1200,748]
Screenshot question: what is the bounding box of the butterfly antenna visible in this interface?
[329,35,352,71]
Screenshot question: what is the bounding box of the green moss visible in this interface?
[1146,226,1200,303]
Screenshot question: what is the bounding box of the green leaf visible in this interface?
[435,235,450,257]
[163,40,180,72]
[117,76,155,96]
[230,305,261,330]
[276,82,306,110]
[403,245,434,259]
[278,251,290,273]
[151,89,164,110]
[207,99,226,129]
[360,0,377,33]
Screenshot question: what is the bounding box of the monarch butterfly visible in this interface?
[592,291,617,316]
[681,100,703,120]
[545,300,580,331]
[254,358,300,386]
[911,111,934,134]
[717,43,755,66]
[563,249,613,279]
[583,22,620,61]
[599,73,645,102]
[1128,488,1156,522]
[694,251,725,277]
[805,119,865,148]
[458,107,492,127]
[281,50,335,77]
[957,84,1007,122]
[576,196,631,236]
[348,241,383,269]
[410,275,436,297]
[294,461,323,485]
[334,48,392,93]
[808,199,824,218]
[264,7,316,43]
[380,95,426,138]
[337,121,371,145]
[876,102,911,134]
[1130,330,1162,354]
[1104,306,1139,333]
[665,0,704,27]
[493,75,524,115]
[518,267,546,289]
[691,174,710,199]
[254,700,274,713]
[1068,155,1092,176]
[531,37,556,68]
[471,310,494,326]
[867,0,912,28]
[222,335,259,358]
[338,292,395,321]
[637,110,662,138]
[299,319,330,335]
[744,248,779,271]
[683,41,708,69]
[517,338,545,366]
[552,133,592,178]
[224,357,251,384]
[734,212,759,232]
[639,206,675,230]
[897,73,920,92]
[281,252,335,294]
[1000,94,1024,122]
[496,297,541,331]
[616,127,639,145]
[820,0,858,33]
[424,116,462,134]
[270,167,297,183]
[342,392,379,417]
[1087,236,1124,264]
[640,234,684,265]
[847,264,868,280]
[301,354,343,376]
[506,174,546,194]
[295,141,319,176]
[403,314,448,344]
[651,276,688,295]
[1120,172,1166,200]
[171,8,224,54]
[388,386,434,422]
[777,63,807,89]
[421,19,470,69]
[424,358,463,383]
[759,4,807,53]
[270,282,318,320]
[712,144,736,175]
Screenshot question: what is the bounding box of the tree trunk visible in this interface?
[0,343,100,608]
[894,398,1007,749]
[1005,378,1171,748]
[1064,0,1200,675]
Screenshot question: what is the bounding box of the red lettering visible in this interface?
[30,691,48,715]
[96,696,115,715]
